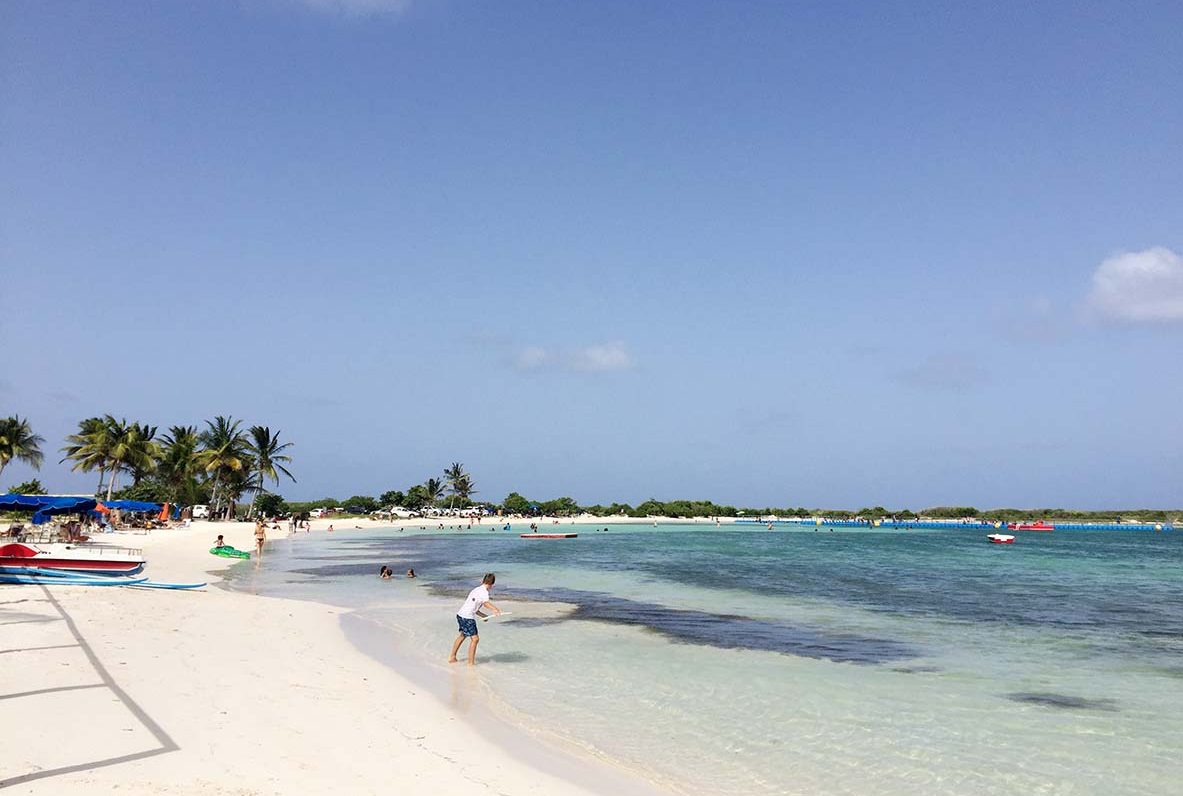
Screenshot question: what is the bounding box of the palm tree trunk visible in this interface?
[251,472,264,519]
[210,473,222,519]
[106,464,118,502]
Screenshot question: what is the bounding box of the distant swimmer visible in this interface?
[379,566,392,579]
[406,568,416,578]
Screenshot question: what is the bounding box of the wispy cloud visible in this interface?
[514,341,636,373]
[894,353,986,393]
[1001,296,1067,343]
[290,0,416,17]
[1086,247,1183,322]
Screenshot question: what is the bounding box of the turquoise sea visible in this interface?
[228,523,1183,795]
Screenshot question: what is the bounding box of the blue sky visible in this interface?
[3,1,1181,508]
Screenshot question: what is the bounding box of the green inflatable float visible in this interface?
[209,546,251,559]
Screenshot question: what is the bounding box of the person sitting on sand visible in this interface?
[448,573,501,666]
[214,534,226,548]
[406,568,416,578]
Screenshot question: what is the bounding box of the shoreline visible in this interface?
[1,520,667,795]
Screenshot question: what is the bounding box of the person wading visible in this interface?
[448,573,502,665]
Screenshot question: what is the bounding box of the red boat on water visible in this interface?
[0,542,146,575]
[987,533,1015,544]
[520,533,578,539]
[1007,522,1054,532]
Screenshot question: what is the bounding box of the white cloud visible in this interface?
[294,0,415,16]
[571,341,635,372]
[1087,247,1183,322]
[514,346,553,371]
[514,341,635,373]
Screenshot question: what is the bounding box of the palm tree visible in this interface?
[246,426,295,518]
[126,423,162,486]
[60,415,148,500]
[423,477,446,508]
[453,473,476,508]
[444,461,467,511]
[60,417,112,495]
[197,416,249,519]
[99,416,165,501]
[159,425,203,505]
[0,416,45,482]
[96,416,136,501]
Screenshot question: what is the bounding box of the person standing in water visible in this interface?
[254,520,266,554]
[448,573,501,666]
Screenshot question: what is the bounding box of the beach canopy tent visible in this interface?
[0,494,99,525]
[103,500,163,513]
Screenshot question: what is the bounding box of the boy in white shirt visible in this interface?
[448,573,502,665]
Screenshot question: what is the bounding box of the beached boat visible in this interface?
[987,533,1015,544]
[519,533,579,539]
[1007,522,1054,532]
[0,542,146,575]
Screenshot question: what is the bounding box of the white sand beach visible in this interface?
[1,520,667,795]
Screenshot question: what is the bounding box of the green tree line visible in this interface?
[6,416,1179,523]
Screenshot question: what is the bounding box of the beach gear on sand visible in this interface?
[210,546,251,559]
[0,565,206,589]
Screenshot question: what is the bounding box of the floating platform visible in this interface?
[520,533,578,539]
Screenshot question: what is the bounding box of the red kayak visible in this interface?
[520,533,578,539]
[0,542,146,575]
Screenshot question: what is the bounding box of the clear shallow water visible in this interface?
[228,524,1183,795]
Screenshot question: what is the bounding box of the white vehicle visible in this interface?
[191,504,210,519]
[390,507,419,519]
[309,508,327,519]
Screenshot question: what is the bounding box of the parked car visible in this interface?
[309,508,327,519]
[192,504,210,519]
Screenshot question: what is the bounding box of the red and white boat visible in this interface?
[0,542,146,575]
[987,533,1015,544]
[1007,522,1054,532]
[519,533,578,539]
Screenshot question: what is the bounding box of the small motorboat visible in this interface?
[519,533,578,539]
[987,533,1015,544]
[0,542,146,575]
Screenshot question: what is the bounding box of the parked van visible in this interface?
[192,505,210,519]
